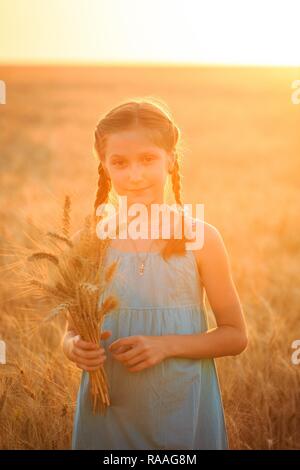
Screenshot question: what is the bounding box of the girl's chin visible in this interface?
[127,192,154,202]
[117,189,163,207]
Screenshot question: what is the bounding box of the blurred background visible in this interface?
[0,0,299,450]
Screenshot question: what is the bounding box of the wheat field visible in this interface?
[0,65,299,449]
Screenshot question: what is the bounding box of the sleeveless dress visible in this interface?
[71,244,229,450]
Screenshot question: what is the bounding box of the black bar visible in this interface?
[0,450,299,468]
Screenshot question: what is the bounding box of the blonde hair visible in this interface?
[92,97,189,260]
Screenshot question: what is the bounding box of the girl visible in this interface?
[62,98,248,450]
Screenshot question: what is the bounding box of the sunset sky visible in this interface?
[0,0,299,66]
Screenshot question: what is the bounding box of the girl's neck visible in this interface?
[112,203,180,242]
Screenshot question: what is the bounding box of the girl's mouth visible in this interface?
[128,186,152,193]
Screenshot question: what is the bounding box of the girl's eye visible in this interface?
[112,157,154,167]
[142,156,154,163]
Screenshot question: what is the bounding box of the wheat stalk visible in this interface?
[46,231,74,248]
[62,195,71,238]
[18,198,120,414]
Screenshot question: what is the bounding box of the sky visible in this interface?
[0,0,299,66]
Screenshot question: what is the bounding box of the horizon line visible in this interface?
[0,60,299,68]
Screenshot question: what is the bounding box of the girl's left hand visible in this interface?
[109,335,168,372]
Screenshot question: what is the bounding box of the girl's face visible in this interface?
[103,127,175,209]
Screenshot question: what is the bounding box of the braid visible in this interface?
[171,156,183,209]
[161,154,187,261]
[93,160,111,218]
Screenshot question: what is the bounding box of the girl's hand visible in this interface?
[109,335,168,372]
[70,330,112,372]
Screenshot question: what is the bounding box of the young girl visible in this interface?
[63,98,248,450]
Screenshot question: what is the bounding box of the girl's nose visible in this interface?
[129,165,144,183]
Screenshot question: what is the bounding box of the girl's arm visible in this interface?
[164,222,248,359]
[62,316,79,361]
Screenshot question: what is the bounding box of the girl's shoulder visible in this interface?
[183,215,226,276]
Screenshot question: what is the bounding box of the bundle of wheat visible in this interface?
[10,196,120,415]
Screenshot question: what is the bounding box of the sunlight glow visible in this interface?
[0,0,299,66]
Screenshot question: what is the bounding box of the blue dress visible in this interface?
[71,244,229,450]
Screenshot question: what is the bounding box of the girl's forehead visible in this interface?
[106,141,165,160]
[106,128,163,153]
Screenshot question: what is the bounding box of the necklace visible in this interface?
[129,236,158,276]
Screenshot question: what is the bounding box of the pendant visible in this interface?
[139,262,145,276]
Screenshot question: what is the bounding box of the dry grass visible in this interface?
[0,65,299,449]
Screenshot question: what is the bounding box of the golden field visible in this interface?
[0,65,299,449]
